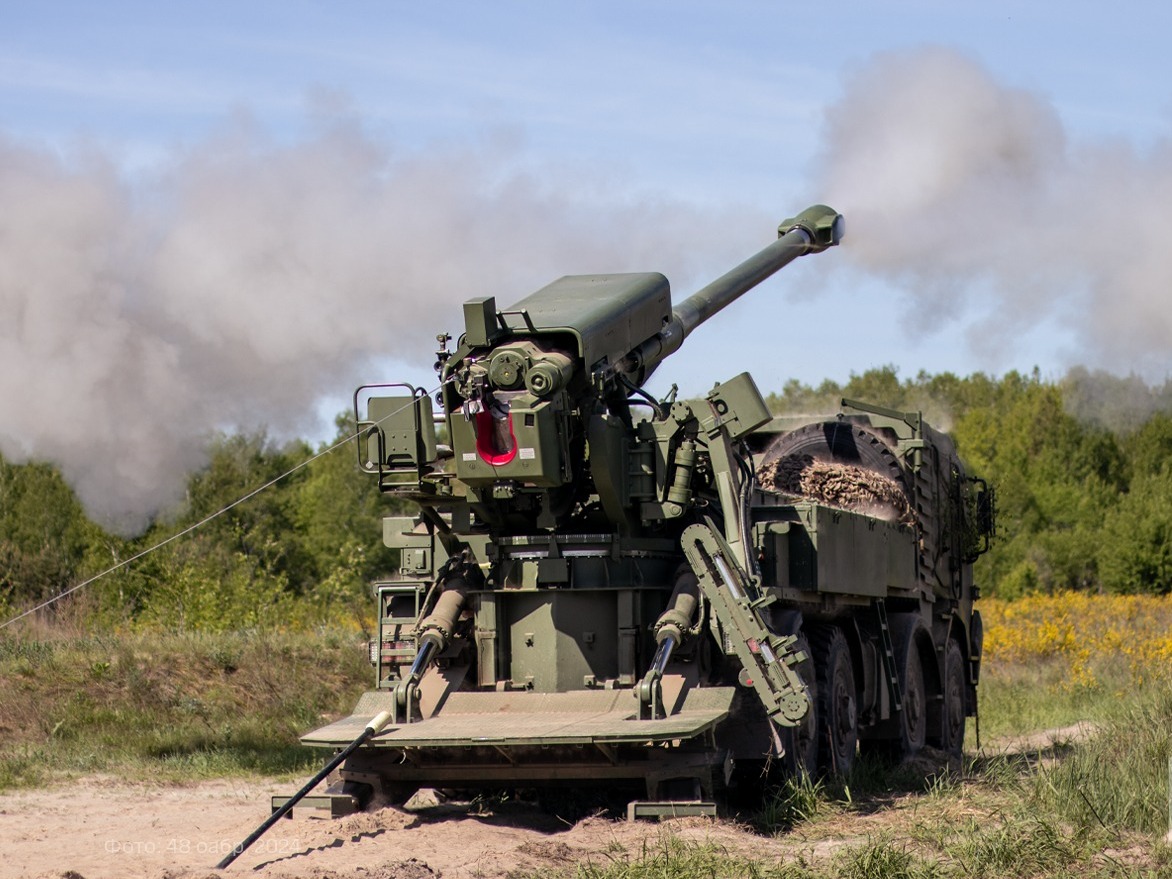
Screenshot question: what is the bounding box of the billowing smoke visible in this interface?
[818,47,1172,373]
[10,47,1170,533]
[0,117,758,534]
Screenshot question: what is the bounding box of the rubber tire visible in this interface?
[940,639,966,757]
[898,641,927,759]
[813,627,857,776]
[781,633,819,778]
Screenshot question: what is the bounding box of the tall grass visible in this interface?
[0,624,371,788]
[1032,684,1172,837]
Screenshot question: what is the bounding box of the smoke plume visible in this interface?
[0,118,757,533]
[817,47,1172,375]
[9,48,1170,532]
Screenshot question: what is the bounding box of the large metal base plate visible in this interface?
[303,687,735,749]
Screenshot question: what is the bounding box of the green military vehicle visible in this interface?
[303,205,994,816]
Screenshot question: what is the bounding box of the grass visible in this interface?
[571,837,822,879]
[0,624,371,788]
[756,772,828,832]
[1032,685,1172,838]
[4,593,1172,877]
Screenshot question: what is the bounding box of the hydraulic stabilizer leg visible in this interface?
[681,522,811,729]
[390,639,435,724]
[392,578,469,723]
[638,572,699,719]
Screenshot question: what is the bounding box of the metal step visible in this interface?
[875,598,903,712]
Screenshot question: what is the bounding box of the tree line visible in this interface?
[3,367,1172,628]
[0,415,402,630]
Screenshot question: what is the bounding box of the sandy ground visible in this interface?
[0,776,840,879]
[0,726,1103,879]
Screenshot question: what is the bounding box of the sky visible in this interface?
[3,1,1172,529]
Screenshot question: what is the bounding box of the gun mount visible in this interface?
[304,204,992,817]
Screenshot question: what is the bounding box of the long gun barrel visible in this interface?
[402,204,842,492]
[619,204,843,378]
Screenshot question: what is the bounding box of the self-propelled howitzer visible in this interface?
[302,204,992,816]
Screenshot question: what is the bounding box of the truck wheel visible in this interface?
[813,627,857,775]
[781,633,819,778]
[898,643,927,758]
[940,639,966,757]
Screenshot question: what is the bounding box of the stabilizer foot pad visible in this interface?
[627,800,717,821]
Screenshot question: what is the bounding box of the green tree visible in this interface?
[954,378,1124,595]
[292,413,404,623]
[121,431,314,625]
[133,534,293,630]
[1122,413,1172,481]
[180,431,315,592]
[1099,468,1172,593]
[0,455,109,608]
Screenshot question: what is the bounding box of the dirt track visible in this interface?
[0,776,841,879]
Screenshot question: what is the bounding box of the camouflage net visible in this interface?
[759,454,915,526]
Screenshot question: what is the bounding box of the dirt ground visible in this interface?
[0,726,1102,879]
[0,775,862,879]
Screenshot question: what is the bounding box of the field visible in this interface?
[1,593,1171,878]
